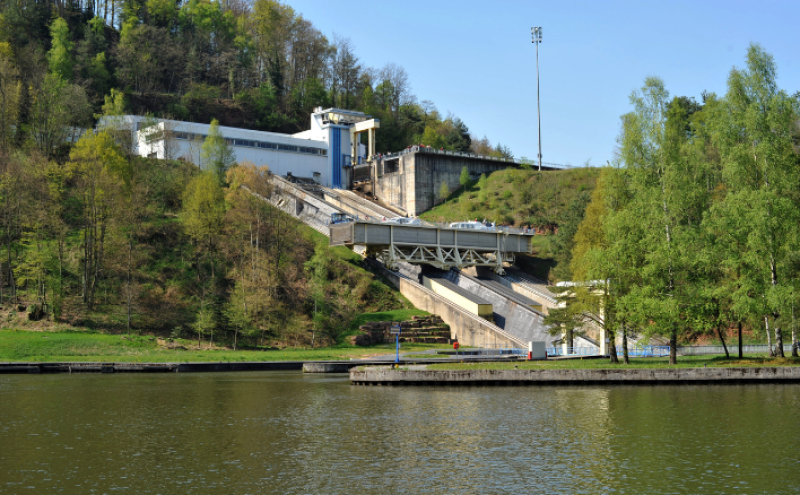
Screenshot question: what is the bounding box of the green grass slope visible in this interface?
[0,329,452,362]
[420,167,600,231]
[420,167,599,280]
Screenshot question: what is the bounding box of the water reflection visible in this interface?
[0,373,798,494]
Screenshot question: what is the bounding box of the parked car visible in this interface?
[448,221,495,231]
[330,213,356,225]
[381,217,422,226]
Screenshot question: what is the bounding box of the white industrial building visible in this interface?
[112,108,379,189]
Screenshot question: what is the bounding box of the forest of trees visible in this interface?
[0,0,514,347]
[0,0,512,158]
[0,125,410,346]
[546,44,800,364]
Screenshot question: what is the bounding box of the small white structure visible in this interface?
[109,108,379,189]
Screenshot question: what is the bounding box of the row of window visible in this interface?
[173,132,327,156]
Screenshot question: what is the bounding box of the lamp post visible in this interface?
[532,27,542,171]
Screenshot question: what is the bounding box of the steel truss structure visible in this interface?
[369,244,514,275]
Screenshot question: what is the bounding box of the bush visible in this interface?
[27,304,44,321]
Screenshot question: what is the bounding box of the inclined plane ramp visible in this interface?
[263,174,553,347]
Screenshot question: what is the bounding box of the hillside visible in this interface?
[0,0,513,161]
[420,167,599,231]
[420,167,600,281]
[0,149,413,348]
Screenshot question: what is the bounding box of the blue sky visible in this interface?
[292,0,799,167]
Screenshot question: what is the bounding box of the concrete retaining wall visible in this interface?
[376,150,535,216]
[364,259,524,348]
[374,161,410,213]
[351,366,800,385]
[303,362,351,373]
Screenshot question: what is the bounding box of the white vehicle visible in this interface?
[448,221,496,231]
[381,216,422,226]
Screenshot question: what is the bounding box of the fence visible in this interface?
[676,344,796,356]
[479,343,528,356]
[547,347,601,357]
[617,345,670,358]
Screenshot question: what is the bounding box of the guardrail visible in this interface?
[327,216,536,235]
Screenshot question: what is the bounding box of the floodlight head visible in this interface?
[531,26,542,43]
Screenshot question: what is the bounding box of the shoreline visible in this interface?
[0,356,527,374]
[350,366,800,386]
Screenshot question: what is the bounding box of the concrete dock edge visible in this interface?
[349,366,800,385]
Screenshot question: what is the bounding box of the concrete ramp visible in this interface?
[264,175,341,235]
[426,268,553,345]
[477,266,559,314]
[255,178,526,348]
[422,276,494,322]
[321,188,398,220]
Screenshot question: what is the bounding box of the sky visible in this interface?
[291,0,799,167]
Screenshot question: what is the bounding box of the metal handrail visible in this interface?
[547,346,601,357]
[478,344,528,356]
[331,216,536,235]
[616,345,670,358]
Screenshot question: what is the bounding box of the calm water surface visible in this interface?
[1,372,799,494]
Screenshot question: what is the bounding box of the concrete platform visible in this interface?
[350,366,800,385]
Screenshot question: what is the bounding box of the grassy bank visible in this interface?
[419,167,598,281]
[420,167,599,230]
[0,329,451,363]
[428,355,800,370]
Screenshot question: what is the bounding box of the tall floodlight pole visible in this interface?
[532,27,542,171]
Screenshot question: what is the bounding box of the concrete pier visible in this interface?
[350,366,800,385]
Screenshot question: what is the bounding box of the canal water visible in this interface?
[1,372,799,494]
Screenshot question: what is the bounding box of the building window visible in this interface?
[172,130,327,156]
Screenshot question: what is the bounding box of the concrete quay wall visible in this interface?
[376,150,535,216]
[350,366,800,385]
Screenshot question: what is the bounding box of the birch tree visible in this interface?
[708,43,800,357]
[69,130,130,310]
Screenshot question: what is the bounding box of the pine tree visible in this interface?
[201,119,236,186]
[47,18,74,81]
[438,181,450,203]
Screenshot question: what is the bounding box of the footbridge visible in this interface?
[329,220,533,275]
